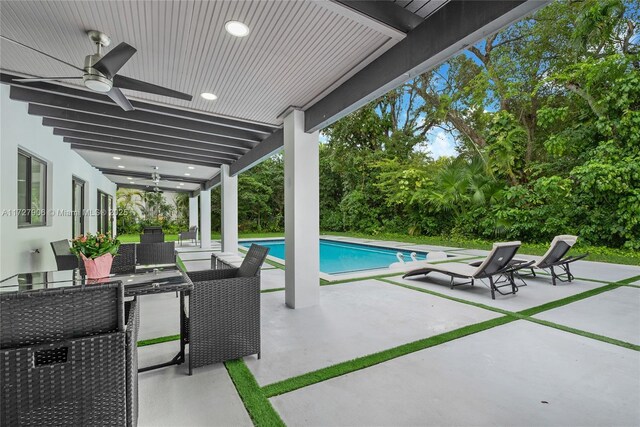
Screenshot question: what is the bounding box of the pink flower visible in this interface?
[80,236,87,243]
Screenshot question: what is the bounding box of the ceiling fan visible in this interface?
[1,30,193,111]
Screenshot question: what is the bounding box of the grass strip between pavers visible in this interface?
[382,278,638,351]
[137,334,181,347]
[517,283,620,316]
[617,274,640,285]
[523,316,640,351]
[225,359,285,427]
[378,278,513,316]
[261,315,514,398]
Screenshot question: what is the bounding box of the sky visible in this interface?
[426,129,458,158]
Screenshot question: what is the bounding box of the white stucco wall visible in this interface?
[0,85,117,279]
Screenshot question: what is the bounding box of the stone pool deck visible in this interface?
[137,237,640,426]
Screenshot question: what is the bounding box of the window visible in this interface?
[72,177,85,237]
[97,190,113,236]
[18,150,47,227]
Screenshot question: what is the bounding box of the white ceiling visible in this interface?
[0,0,397,126]
[75,149,217,191]
[104,174,200,192]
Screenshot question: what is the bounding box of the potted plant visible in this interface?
[70,233,121,279]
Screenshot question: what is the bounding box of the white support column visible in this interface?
[200,189,211,249]
[220,165,238,254]
[284,109,319,309]
[188,196,198,228]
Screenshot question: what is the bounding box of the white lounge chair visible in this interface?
[402,241,534,299]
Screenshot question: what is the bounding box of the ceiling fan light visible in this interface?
[84,76,112,93]
[200,92,217,100]
[225,21,250,37]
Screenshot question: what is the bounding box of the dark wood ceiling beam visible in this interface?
[202,173,221,191]
[30,104,249,154]
[67,140,223,167]
[1,73,278,134]
[333,1,424,33]
[10,85,262,144]
[42,117,239,161]
[60,133,231,163]
[98,168,206,184]
[229,129,283,176]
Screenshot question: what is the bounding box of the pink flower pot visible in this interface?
[81,253,114,279]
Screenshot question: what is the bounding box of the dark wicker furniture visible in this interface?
[140,227,165,243]
[184,244,270,374]
[0,282,138,426]
[137,242,176,265]
[179,226,198,245]
[125,299,140,427]
[50,240,77,271]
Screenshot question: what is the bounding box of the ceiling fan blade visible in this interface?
[114,74,193,101]
[106,87,134,111]
[14,77,82,83]
[92,42,137,78]
[0,34,84,72]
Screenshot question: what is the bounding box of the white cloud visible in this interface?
[425,129,457,159]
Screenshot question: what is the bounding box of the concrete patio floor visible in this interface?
[134,240,640,426]
[271,320,640,426]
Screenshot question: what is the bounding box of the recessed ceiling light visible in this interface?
[130,182,135,184]
[112,156,121,160]
[127,177,133,180]
[179,183,185,186]
[188,166,195,170]
[184,173,191,176]
[225,20,250,37]
[200,92,218,100]
[117,165,125,169]
[176,186,181,189]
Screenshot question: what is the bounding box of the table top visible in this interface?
[0,266,192,296]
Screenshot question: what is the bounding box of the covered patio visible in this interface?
[1,1,638,426]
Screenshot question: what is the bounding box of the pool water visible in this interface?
[240,239,430,274]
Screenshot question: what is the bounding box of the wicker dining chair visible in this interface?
[50,239,77,271]
[183,244,270,374]
[0,282,137,426]
[136,242,176,265]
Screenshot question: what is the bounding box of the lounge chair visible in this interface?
[402,241,534,299]
[516,235,587,286]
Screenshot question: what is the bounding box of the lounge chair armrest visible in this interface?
[502,260,535,275]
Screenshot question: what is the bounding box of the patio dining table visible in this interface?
[0,265,193,372]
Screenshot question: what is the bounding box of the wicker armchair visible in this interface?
[50,239,77,271]
[0,282,136,426]
[136,242,176,265]
[125,298,140,427]
[183,244,270,374]
[179,226,198,245]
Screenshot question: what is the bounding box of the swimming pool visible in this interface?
[240,239,431,274]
